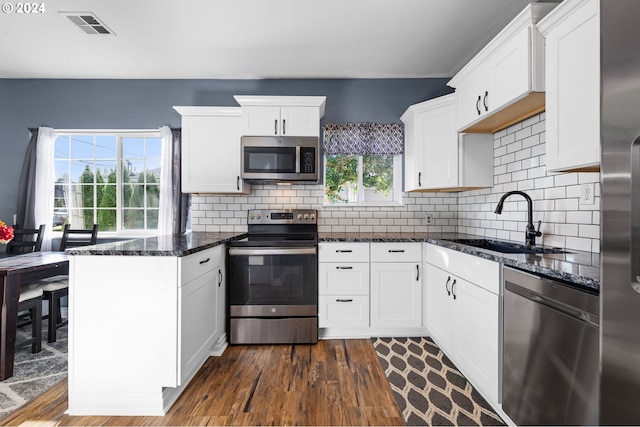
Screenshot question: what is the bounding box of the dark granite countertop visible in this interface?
[318,232,600,293]
[65,232,246,257]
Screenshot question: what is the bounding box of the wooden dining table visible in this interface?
[0,251,68,380]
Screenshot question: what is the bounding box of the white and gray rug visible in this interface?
[0,321,68,421]
[373,337,505,426]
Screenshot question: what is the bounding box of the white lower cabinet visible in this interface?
[318,241,425,337]
[318,242,370,329]
[425,243,500,405]
[370,243,422,328]
[178,245,226,384]
[68,245,227,416]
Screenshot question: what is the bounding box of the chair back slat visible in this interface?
[59,224,99,251]
[6,224,45,254]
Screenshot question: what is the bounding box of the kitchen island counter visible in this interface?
[319,232,599,293]
[65,231,246,256]
[67,231,242,417]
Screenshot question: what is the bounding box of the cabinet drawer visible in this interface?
[319,242,370,262]
[319,262,369,295]
[370,242,421,263]
[426,244,499,295]
[180,246,221,284]
[319,295,369,328]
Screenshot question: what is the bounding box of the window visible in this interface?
[53,132,162,233]
[323,123,403,206]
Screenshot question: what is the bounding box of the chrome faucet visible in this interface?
[494,190,542,246]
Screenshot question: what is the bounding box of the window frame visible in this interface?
[53,129,162,237]
[322,153,403,207]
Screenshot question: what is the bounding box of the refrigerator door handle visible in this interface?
[631,136,640,293]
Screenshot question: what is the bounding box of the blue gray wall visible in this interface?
[0,78,452,225]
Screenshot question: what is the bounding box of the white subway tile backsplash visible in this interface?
[188,113,599,252]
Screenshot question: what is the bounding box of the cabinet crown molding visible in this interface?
[233,95,326,116]
[537,0,596,35]
[173,106,241,117]
[401,93,455,122]
[448,2,558,87]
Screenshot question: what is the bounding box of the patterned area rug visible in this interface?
[372,337,505,426]
[0,322,68,421]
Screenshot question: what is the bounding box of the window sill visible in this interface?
[322,201,404,208]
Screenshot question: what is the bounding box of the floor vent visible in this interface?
[61,12,114,35]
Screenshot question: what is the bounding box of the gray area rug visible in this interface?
[0,321,67,421]
[372,337,505,426]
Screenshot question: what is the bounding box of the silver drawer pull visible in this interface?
[336,266,353,270]
[388,249,405,253]
[336,250,352,253]
[199,258,211,264]
[336,299,353,303]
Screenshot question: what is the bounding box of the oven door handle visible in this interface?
[228,247,317,256]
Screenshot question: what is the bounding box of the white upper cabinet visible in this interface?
[402,94,493,192]
[538,0,600,172]
[448,3,558,133]
[234,96,326,137]
[174,106,250,194]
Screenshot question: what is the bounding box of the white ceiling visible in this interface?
[0,0,537,79]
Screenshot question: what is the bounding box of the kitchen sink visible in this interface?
[445,239,571,255]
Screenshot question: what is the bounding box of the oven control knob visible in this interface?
[256,214,262,220]
[271,307,277,313]
[304,214,309,220]
[297,214,303,220]
[310,213,316,221]
[249,213,255,220]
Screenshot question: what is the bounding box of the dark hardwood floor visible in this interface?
[1,339,404,426]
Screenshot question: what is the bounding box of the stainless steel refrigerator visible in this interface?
[601,0,640,424]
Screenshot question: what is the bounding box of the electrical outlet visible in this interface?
[580,183,595,205]
[425,214,434,225]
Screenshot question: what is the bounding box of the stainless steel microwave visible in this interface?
[240,136,319,183]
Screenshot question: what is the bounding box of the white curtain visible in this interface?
[158,125,174,236]
[34,126,56,251]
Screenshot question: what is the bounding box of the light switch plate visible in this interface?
[580,183,595,205]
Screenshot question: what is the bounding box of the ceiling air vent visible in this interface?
[61,12,114,35]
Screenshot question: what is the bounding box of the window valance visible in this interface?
[323,123,404,155]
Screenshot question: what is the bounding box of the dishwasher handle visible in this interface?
[505,281,599,328]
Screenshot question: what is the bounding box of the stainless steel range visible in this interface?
[227,209,318,344]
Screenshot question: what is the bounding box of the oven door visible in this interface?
[228,246,318,317]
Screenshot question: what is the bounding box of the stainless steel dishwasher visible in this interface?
[502,266,599,426]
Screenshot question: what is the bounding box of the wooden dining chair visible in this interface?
[5,224,45,255]
[8,225,46,353]
[38,223,99,342]
[16,285,43,353]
